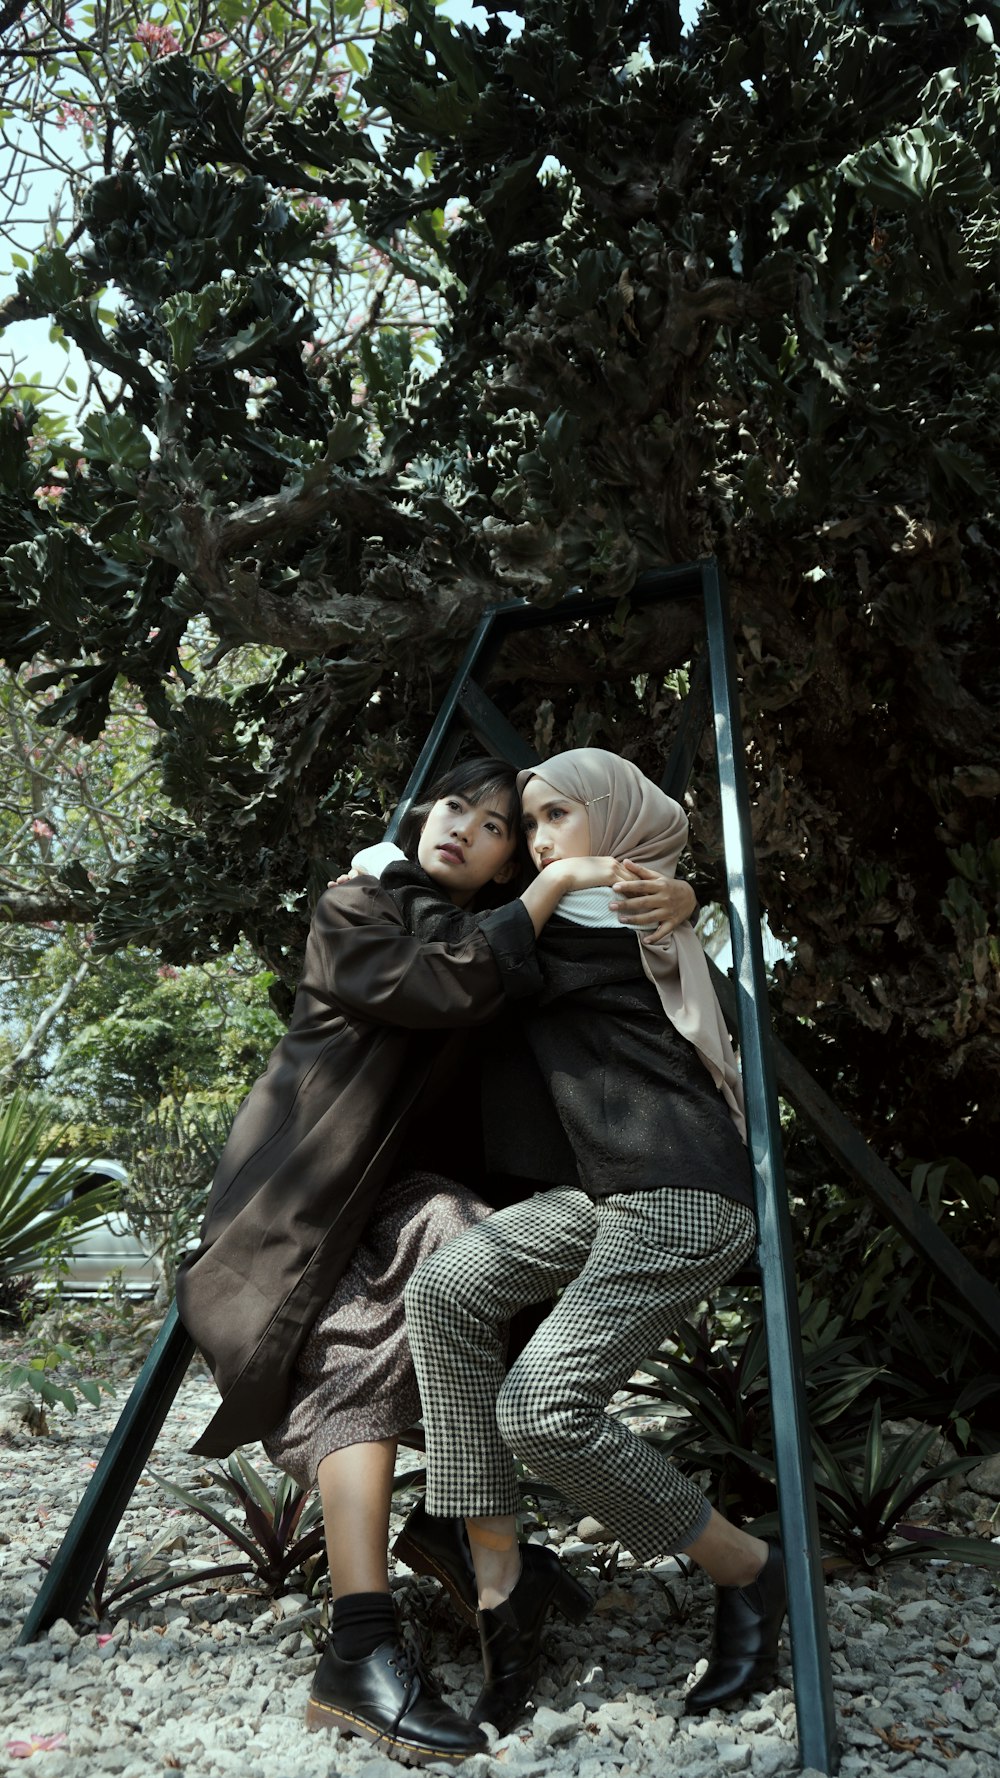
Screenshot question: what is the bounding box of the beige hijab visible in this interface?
[517,748,746,1142]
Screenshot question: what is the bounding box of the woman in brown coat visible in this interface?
[177,757,689,1767]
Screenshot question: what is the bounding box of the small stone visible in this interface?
[272,1592,311,1620]
[716,1744,752,1770]
[488,1733,545,1770]
[643,1714,676,1747]
[896,1599,948,1624]
[46,1618,79,1646]
[578,1662,606,1688]
[528,1706,580,1747]
[944,1756,984,1778]
[751,1749,797,1777]
[577,1516,615,1542]
[741,1707,777,1732]
[966,1453,1000,1498]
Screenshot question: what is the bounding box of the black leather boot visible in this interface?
[306,1636,487,1765]
[684,1541,787,1715]
[393,1500,478,1626]
[471,1543,593,1733]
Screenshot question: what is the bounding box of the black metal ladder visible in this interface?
[23,558,1000,1772]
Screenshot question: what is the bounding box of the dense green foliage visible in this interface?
[1,1,997,1185]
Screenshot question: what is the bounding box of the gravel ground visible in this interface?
[2,1341,999,1778]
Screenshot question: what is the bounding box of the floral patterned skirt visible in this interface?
[262,1170,489,1489]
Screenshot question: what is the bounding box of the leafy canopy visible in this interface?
[0,0,997,1175]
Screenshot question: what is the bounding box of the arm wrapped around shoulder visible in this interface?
[306,883,539,1028]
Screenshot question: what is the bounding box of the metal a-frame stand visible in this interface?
[21,559,1000,1771]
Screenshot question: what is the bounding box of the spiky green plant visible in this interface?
[809,1401,1000,1570]
[0,1093,118,1285]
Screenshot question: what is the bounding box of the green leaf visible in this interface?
[79,412,151,473]
[893,1530,1000,1571]
[147,1468,262,1564]
[228,1451,277,1518]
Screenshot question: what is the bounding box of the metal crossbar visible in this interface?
[32,556,1000,1771]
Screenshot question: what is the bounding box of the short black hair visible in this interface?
[397,756,529,901]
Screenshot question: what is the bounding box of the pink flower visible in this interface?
[56,101,98,131]
[135,21,180,56]
[36,485,65,503]
[202,29,227,47]
[157,965,178,979]
[32,819,55,839]
[5,1734,68,1759]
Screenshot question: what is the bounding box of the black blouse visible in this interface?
[483,917,754,1210]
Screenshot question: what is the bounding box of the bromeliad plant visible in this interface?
[0,1092,124,1422]
[65,1451,435,1629]
[621,1285,884,1527]
[622,1282,1000,1572]
[809,1400,1000,1571]
[147,1452,329,1597]
[0,1092,118,1289]
[59,1453,330,1625]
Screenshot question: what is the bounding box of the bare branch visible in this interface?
[0,955,91,1089]
[0,892,99,924]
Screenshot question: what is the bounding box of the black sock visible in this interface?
[331,1591,397,1660]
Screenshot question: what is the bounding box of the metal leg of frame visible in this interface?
[17,1305,194,1644]
[701,559,840,1775]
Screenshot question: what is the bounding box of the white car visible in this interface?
[31,1158,159,1298]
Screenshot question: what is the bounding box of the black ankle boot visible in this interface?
[684,1541,787,1715]
[393,1501,478,1626]
[471,1544,592,1734]
[306,1636,487,1765]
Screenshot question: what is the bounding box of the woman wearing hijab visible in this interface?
[404,749,786,1734]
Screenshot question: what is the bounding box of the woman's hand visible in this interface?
[610,860,697,946]
[327,867,369,886]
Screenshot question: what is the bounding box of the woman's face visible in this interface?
[417,793,518,905]
[520,777,591,870]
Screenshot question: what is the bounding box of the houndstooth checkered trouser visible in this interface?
[404,1185,757,1562]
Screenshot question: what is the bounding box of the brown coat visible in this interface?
[175,876,539,1456]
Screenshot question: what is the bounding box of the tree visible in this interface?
[0,0,437,419]
[7,939,283,1135]
[0,0,436,1044]
[0,0,997,1179]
